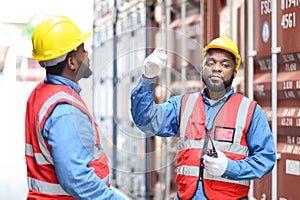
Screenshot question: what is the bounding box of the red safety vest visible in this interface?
[25,81,110,199]
[176,93,256,200]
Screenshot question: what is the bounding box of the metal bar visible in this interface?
[181,0,187,85]
[145,4,149,199]
[247,1,255,102]
[247,0,256,197]
[112,0,118,187]
[165,0,172,199]
[229,0,233,38]
[271,0,280,199]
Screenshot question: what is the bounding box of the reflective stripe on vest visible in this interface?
[177,93,255,199]
[27,173,110,195]
[26,144,50,165]
[178,139,249,156]
[25,84,109,196]
[177,165,250,186]
[204,170,250,186]
[179,94,252,155]
[27,177,69,196]
[25,91,98,166]
[177,165,199,177]
[179,93,199,139]
[26,143,109,184]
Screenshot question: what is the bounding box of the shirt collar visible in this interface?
[45,74,82,94]
[201,87,235,106]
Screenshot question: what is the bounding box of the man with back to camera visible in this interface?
[25,15,125,199]
[130,36,276,199]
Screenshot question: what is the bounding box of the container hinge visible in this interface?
[248,50,257,57]
[276,153,281,160]
[271,47,281,54]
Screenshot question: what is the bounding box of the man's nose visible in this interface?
[212,62,222,71]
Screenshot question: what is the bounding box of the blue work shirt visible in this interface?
[43,74,124,200]
[130,77,276,200]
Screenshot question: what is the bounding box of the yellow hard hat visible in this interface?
[202,36,241,70]
[32,15,91,63]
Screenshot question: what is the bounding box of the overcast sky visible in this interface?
[0,0,94,31]
[0,0,94,57]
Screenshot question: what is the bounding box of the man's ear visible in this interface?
[233,69,237,78]
[66,57,76,71]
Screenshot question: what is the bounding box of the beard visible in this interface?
[75,59,92,82]
[202,72,234,92]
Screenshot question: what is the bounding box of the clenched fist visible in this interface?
[143,48,168,79]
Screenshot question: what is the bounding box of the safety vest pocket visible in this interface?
[176,173,199,200]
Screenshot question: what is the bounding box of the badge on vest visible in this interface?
[214,126,235,143]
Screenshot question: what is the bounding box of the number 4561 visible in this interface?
[281,12,296,29]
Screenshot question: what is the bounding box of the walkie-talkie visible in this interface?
[206,137,218,158]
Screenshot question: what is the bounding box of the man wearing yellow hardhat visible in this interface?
[130,36,276,199]
[25,16,125,199]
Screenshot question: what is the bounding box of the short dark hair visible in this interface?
[45,50,76,75]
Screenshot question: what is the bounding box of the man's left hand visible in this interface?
[203,149,228,176]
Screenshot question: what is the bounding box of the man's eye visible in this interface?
[207,62,215,67]
[222,64,229,68]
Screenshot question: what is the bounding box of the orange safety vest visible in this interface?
[25,81,110,199]
[176,93,256,200]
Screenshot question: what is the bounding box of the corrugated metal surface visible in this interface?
[93,1,148,199]
[252,0,272,196]
[275,1,300,199]
[253,1,300,199]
